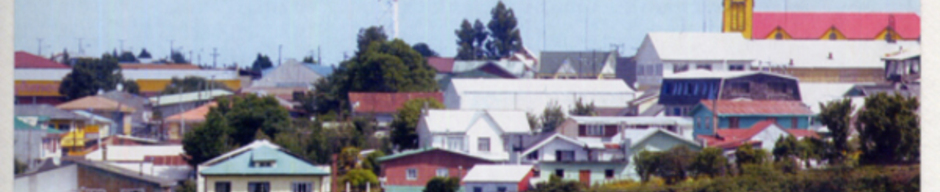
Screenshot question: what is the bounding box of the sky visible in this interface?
[15,0,920,68]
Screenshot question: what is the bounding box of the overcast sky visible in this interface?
[15,0,920,67]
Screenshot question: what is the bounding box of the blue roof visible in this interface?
[303,63,334,77]
[200,146,330,176]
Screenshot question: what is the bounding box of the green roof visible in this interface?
[14,118,63,134]
[200,146,329,176]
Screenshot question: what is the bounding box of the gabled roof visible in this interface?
[349,92,443,114]
[76,160,178,187]
[449,79,634,94]
[199,140,281,167]
[15,104,84,120]
[697,120,789,149]
[644,32,754,61]
[696,100,813,116]
[303,63,335,77]
[538,51,615,75]
[452,60,528,78]
[422,109,531,135]
[57,96,136,113]
[568,116,693,126]
[462,164,532,183]
[377,147,497,163]
[100,91,151,109]
[15,51,70,69]
[165,102,216,122]
[427,57,455,73]
[752,12,920,40]
[619,128,701,151]
[520,133,585,157]
[149,89,232,106]
[72,110,115,124]
[200,145,329,176]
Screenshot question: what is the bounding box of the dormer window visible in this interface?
[252,160,275,168]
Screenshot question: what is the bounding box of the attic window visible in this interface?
[829,32,837,40]
[253,160,275,168]
[775,32,783,40]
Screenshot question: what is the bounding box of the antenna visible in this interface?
[211,47,220,68]
[37,38,43,55]
[543,0,547,51]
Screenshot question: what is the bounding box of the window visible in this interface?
[696,64,712,70]
[791,118,798,129]
[729,117,740,128]
[497,186,508,192]
[829,32,838,40]
[478,137,490,152]
[672,107,681,116]
[446,136,464,151]
[253,161,274,168]
[406,169,418,180]
[527,150,539,160]
[768,82,788,93]
[674,64,689,73]
[555,169,565,177]
[533,169,541,177]
[436,168,449,177]
[775,32,783,40]
[215,182,232,192]
[586,125,604,136]
[605,169,615,179]
[729,64,745,71]
[248,182,271,192]
[730,82,750,93]
[292,182,313,192]
[556,150,575,161]
[474,187,483,192]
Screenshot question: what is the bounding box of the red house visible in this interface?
[377,147,496,192]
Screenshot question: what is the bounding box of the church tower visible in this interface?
[723,0,754,39]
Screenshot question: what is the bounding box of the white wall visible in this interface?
[14,164,78,192]
[205,175,328,192]
[464,182,519,192]
[752,125,790,152]
[465,117,508,158]
[456,93,632,116]
[537,140,589,162]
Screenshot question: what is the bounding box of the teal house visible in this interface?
[690,99,815,137]
[198,140,331,192]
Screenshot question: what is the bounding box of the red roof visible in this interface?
[15,51,70,69]
[145,155,189,166]
[753,12,920,40]
[348,92,443,114]
[699,100,813,115]
[698,120,778,149]
[426,57,455,73]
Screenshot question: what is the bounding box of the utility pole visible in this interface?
[211,48,220,68]
[169,40,174,57]
[77,38,84,55]
[189,50,193,64]
[278,44,283,66]
[37,38,43,55]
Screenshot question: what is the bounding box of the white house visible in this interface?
[444,79,636,116]
[83,145,192,181]
[462,164,534,192]
[635,32,755,86]
[416,109,532,162]
[697,120,819,157]
[556,116,695,141]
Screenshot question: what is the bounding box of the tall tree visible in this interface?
[59,54,124,100]
[540,101,565,133]
[412,43,439,57]
[118,51,137,63]
[569,97,596,116]
[455,19,476,60]
[182,106,231,167]
[856,93,919,165]
[818,99,854,165]
[302,56,317,64]
[772,135,800,162]
[138,48,152,59]
[634,150,661,182]
[171,51,189,64]
[121,80,140,94]
[391,98,444,151]
[473,19,490,59]
[486,1,523,59]
[357,26,388,53]
[251,54,274,73]
[658,145,696,184]
[223,94,291,146]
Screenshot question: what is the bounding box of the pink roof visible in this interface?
[348,92,443,114]
[753,12,920,40]
[165,102,216,122]
[700,100,813,115]
[426,57,455,73]
[15,51,70,69]
[698,120,778,149]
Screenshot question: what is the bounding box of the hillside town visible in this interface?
[12,0,920,192]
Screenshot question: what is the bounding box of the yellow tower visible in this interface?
[723,0,754,39]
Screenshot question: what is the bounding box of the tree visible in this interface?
[138,48,152,59]
[856,93,919,165]
[161,76,230,94]
[121,80,140,94]
[734,143,768,171]
[337,146,361,177]
[362,150,385,176]
[223,94,291,146]
[171,51,189,64]
[455,19,476,60]
[59,54,124,100]
[818,99,854,165]
[175,180,197,192]
[691,147,728,178]
[530,175,583,192]
[118,51,137,63]
[569,97,596,116]
[302,56,317,64]
[657,145,696,184]
[772,135,800,162]
[344,168,379,192]
[346,39,438,92]
[486,1,523,59]
[412,43,439,57]
[634,150,661,182]
[251,53,274,73]
[526,112,539,132]
[391,98,444,151]
[357,26,388,53]
[14,159,27,175]
[540,101,565,133]
[424,177,460,192]
[182,106,231,167]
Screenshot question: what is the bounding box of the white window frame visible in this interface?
[436,168,449,177]
[446,136,465,151]
[478,137,491,152]
[292,182,314,192]
[406,168,418,180]
[586,124,604,136]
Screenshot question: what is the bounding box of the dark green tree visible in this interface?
[59,55,124,100]
[161,76,229,94]
[357,26,389,53]
[634,150,661,182]
[344,168,379,192]
[182,106,231,167]
[856,93,919,165]
[223,94,291,146]
[691,147,728,178]
[138,48,152,59]
[529,175,583,192]
[14,159,27,175]
[302,56,317,64]
[526,112,539,132]
[455,19,476,60]
[486,1,523,59]
[473,19,490,59]
[121,80,140,95]
[818,99,854,165]
[772,135,800,162]
[337,146,361,177]
[171,51,189,64]
[424,177,460,192]
[251,53,273,73]
[657,145,697,184]
[412,43,439,57]
[118,51,137,63]
[569,97,596,116]
[175,180,197,192]
[734,143,768,172]
[362,150,385,176]
[540,101,565,133]
[391,98,444,150]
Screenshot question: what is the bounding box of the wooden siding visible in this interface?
[381,150,493,187]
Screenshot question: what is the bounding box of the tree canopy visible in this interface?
[171,51,189,64]
[818,99,854,164]
[118,51,137,63]
[691,147,729,178]
[357,26,389,53]
[182,94,291,166]
[424,177,460,192]
[540,101,565,133]
[251,53,274,73]
[486,1,523,59]
[59,54,125,100]
[570,97,596,116]
[735,143,768,171]
[412,43,439,57]
[391,98,444,151]
[138,48,152,59]
[856,93,919,165]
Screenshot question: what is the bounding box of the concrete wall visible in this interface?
[205,175,328,192]
[14,164,78,192]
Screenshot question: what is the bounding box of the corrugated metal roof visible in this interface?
[57,96,136,112]
[753,12,920,40]
[646,32,754,61]
[798,83,860,114]
[422,109,531,134]
[450,79,634,94]
[14,69,72,81]
[15,104,85,120]
[665,70,796,80]
[462,164,532,183]
[883,47,920,60]
[200,146,329,175]
[698,100,814,116]
[164,102,216,122]
[15,51,70,69]
[377,147,496,162]
[538,51,615,75]
[427,57,455,73]
[120,64,201,70]
[149,89,232,106]
[568,116,692,126]
[85,145,184,161]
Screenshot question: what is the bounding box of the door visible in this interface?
[579,170,591,186]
